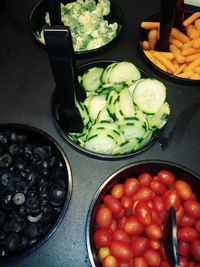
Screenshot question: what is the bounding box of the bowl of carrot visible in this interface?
[140,11,200,84]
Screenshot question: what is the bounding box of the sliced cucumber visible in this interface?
[76,101,90,126]
[118,88,135,118]
[96,107,113,122]
[133,78,166,114]
[108,62,141,83]
[82,67,104,92]
[119,121,146,140]
[147,102,170,129]
[88,94,107,121]
[127,78,145,96]
[112,138,139,154]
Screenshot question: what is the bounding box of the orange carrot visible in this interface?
[171,28,190,43]
[170,38,183,48]
[187,27,200,40]
[185,53,200,63]
[141,21,160,30]
[148,29,158,50]
[173,64,187,75]
[182,47,200,56]
[176,71,194,79]
[169,44,185,64]
[151,51,177,73]
[142,40,150,50]
[184,57,200,72]
[183,12,200,27]
[195,19,200,31]
[190,73,200,80]
[144,51,167,71]
[193,37,200,49]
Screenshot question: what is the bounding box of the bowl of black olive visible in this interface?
[0,123,72,262]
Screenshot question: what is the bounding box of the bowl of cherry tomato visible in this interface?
[86,160,200,267]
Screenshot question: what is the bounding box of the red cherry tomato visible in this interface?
[178,240,190,257]
[174,180,193,200]
[124,178,140,197]
[112,229,131,244]
[190,239,200,262]
[164,190,181,211]
[121,196,132,209]
[124,216,144,235]
[179,256,189,267]
[157,170,175,186]
[103,255,119,267]
[94,229,112,247]
[110,219,118,232]
[176,206,184,224]
[195,218,200,233]
[111,184,124,199]
[138,172,152,187]
[153,195,165,213]
[131,236,149,256]
[160,261,170,267]
[178,226,198,242]
[96,206,113,229]
[104,195,123,214]
[143,249,161,267]
[119,260,132,267]
[118,216,127,230]
[135,201,152,225]
[179,214,197,227]
[145,222,163,240]
[114,208,125,219]
[150,180,166,195]
[132,187,154,202]
[133,257,148,267]
[182,199,200,218]
[151,210,163,225]
[148,239,161,250]
[110,240,133,261]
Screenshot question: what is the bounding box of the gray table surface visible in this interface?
[0,0,200,266]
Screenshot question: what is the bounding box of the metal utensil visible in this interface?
[44,25,85,132]
[163,207,180,267]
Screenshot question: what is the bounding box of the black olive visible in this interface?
[18,235,28,251]
[33,147,48,160]
[49,185,65,206]
[4,218,24,233]
[0,154,12,168]
[25,196,40,210]
[0,172,13,186]
[1,192,13,210]
[14,180,28,194]
[0,230,6,240]
[25,223,38,238]
[26,172,38,187]
[0,210,5,225]
[6,233,20,251]
[40,192,48,204]
[27,237,38,247]
[8,144,19,155]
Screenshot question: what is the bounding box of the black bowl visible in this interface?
[29,0,123,57]
[139,12,200,85]
[51,59,169,160]
[0,123,72,263]
[86,160,200,266]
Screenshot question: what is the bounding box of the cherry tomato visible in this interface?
[195,218,200,233]
[103,255,119,267]
[104,195,123,214]
[98,247,110,263]
[119,260,132,267]
[124,178,140,197]
[118,216,127,230]
[164,190,181,211]
[190,239,200,262]
[131,236,149,256]
[179,256,189,267]
[111,184,124,199]
[124,207,132,218]
[151,210,163,225]
[182,199,200,218]
[138,172,152,187]
[124,216,144,235]
[110,219,118,232]
[178,226,198,242]
[143,249,161,267]
[133,257,148,267]
[158,170,175,186]
[110,240,133,261]
[145,222,163,240]
[179,214,197,227]
[94,229,112,247]
[176,206,184,224]
[135,201,152,225]
[114,208,125,219]
[148,239,161,250]
[112,229,131,244]
[150,180,166,195]
[133,187,153,202]
[178,240,190,257]
[174,180,193,200]
[96,206,113,229]
[188,261,195,267]
[121,196,132,209]
[160,261,170,267]
[153,195,165,213]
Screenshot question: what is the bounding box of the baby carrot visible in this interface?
[182,39,195,49]
[193,37,200,49]
[170,38,183,48]
[194,66,200,74]
[142,40,150,50]
[195,19,200,31]
[151,50,177,73]
[153,51,174,60]
[190,73,200,80]
[171,28,190,43]
[144,50,167,71]
[176,71,194,79]
[174,64,187,75]
[185,53,200,63]
[141,21,160,30]
[148,29,158,50]
[182,47,200,56]
[183,12,200,27]
[169,44,185,64]
[184,57,200,72]
[187,27,200,40]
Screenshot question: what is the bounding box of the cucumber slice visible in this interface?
[133,78,166,114]
[84,134,117,154]
[76,101,90,126]
[112,138,139,154]
[101,62,118,84]
[127,78,145,96]
[82,67,104,92]
[106,90,119,119]
[119,88,135,118]
[88,94,107,121]
[147,102,170,129]
[119,121,146,140]
[108,62,141,83]
[96,107,113,122]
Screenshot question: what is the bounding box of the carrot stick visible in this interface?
[148,29,158,50]
[190,73,200,80]
[141,21,160,30]
[151,51,177,73]
[185,53,200,63]
[187,27,200,40]
[182,47,200,56]
[174,64,187,75]
[193,37,200,49]
[194,66,200,74]
[144,51,167,71]
[171,28,190,43]
[170,38,183,48]
[182,39,195,49]
[176,71,194,78]
[169,44,185,64]
[195,19,200,31]
[142,40,150,50]
[183,12,200,27]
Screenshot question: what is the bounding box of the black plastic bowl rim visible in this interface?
[51,59,168,160]
[29,0,124,57]
[86,159,200,267]
[0,123,72,264]
[139,11,200,85]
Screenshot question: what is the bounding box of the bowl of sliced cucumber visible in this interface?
[52,59,170,159]
[30,0,123,56]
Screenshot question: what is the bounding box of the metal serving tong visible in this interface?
[163,207,180,267]
[155,0,184,51]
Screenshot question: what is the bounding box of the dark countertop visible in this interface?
[0,0,200,266]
